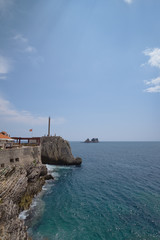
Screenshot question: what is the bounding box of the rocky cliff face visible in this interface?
[0,162,49,240]
[41,136,82,165]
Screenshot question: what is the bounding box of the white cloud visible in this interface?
[144,48,160,69]
[0,97,47,125]
[25,46,36,53]
[13,33,36,54]
[144,77,160,93]
[0,55,11,74]
[0,56,11,79]
[13,34,28,43]
[143,48,160,93]
[13,33,44,66]
[0,96,65,125]
[124,0,133,4]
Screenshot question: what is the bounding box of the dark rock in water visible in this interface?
[84,138,99,143]
[41,136,82,166]
[74,157,83,165]
[91,138,99,143]
[45,174,54,180]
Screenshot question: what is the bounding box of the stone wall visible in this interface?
[0,146,41,169]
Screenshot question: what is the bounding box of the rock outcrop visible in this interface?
[84,138,99,143]
[0,162,51,240]
[41,136,82,165]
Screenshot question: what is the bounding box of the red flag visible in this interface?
[29,129,32,132]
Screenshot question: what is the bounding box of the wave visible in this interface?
[19,210,29,220]
[46,164,72,171]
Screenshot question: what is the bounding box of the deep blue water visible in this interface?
[25,142,160,240]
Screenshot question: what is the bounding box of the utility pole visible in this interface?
[48,116,50,136]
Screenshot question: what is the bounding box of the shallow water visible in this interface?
[26,142,160,240]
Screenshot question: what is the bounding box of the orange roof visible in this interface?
[1,131,8,136]
[0,133,12,140]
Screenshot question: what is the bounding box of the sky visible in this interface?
[0,0,160,141]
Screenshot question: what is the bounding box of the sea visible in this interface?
[20,142,160,240]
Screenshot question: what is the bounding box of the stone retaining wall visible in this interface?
[0,146,41,168]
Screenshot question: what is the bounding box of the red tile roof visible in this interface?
[0,133,12,140]
[1,131,8,136]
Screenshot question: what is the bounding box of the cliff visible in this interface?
[41,136,82,165]
[0,162,51,240]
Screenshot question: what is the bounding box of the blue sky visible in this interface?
[0,0,160,141]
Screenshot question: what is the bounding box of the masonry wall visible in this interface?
[0,146,41,168]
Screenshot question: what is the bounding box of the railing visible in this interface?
[12,137,41,146]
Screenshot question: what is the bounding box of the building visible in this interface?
[0,131,14,149]
[0,131,41,169]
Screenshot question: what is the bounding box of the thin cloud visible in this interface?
[13,33,44,66]
[0,96,65,125]
[13,33,36,53]
[143,48,160,93]
[0,55,11,79]
[13,34,28,43]
[25,46,36,53]
[0,55,11,74]
[0,0,13,13]
[124,0,133,4]
[144,48,160,69]
[144,77,160,93]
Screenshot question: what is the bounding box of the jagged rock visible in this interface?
[41,136,82,165]
[0,200,28,240]
[0,163,49,240]
[45,174,54,180]
[75,157,83,165]
[39,165,48,176]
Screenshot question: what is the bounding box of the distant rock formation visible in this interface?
[84,138,99,143]
[41,136,82,165]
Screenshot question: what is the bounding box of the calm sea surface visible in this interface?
[25,142,160,240]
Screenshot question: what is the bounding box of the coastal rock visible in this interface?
[41,136,82,165]
[44,174,54,180]
[75,157,83,165]
[84,138,99,143]
[0,200,28,240]
[0,163,49,240]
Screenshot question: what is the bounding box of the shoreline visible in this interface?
[0,136,82,240]
[0,162,51,240]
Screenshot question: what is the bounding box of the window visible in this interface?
[1,163,4,168]
[15,158,19,162]
[10,159,14,163]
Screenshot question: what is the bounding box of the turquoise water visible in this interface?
[26,142,160,240]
